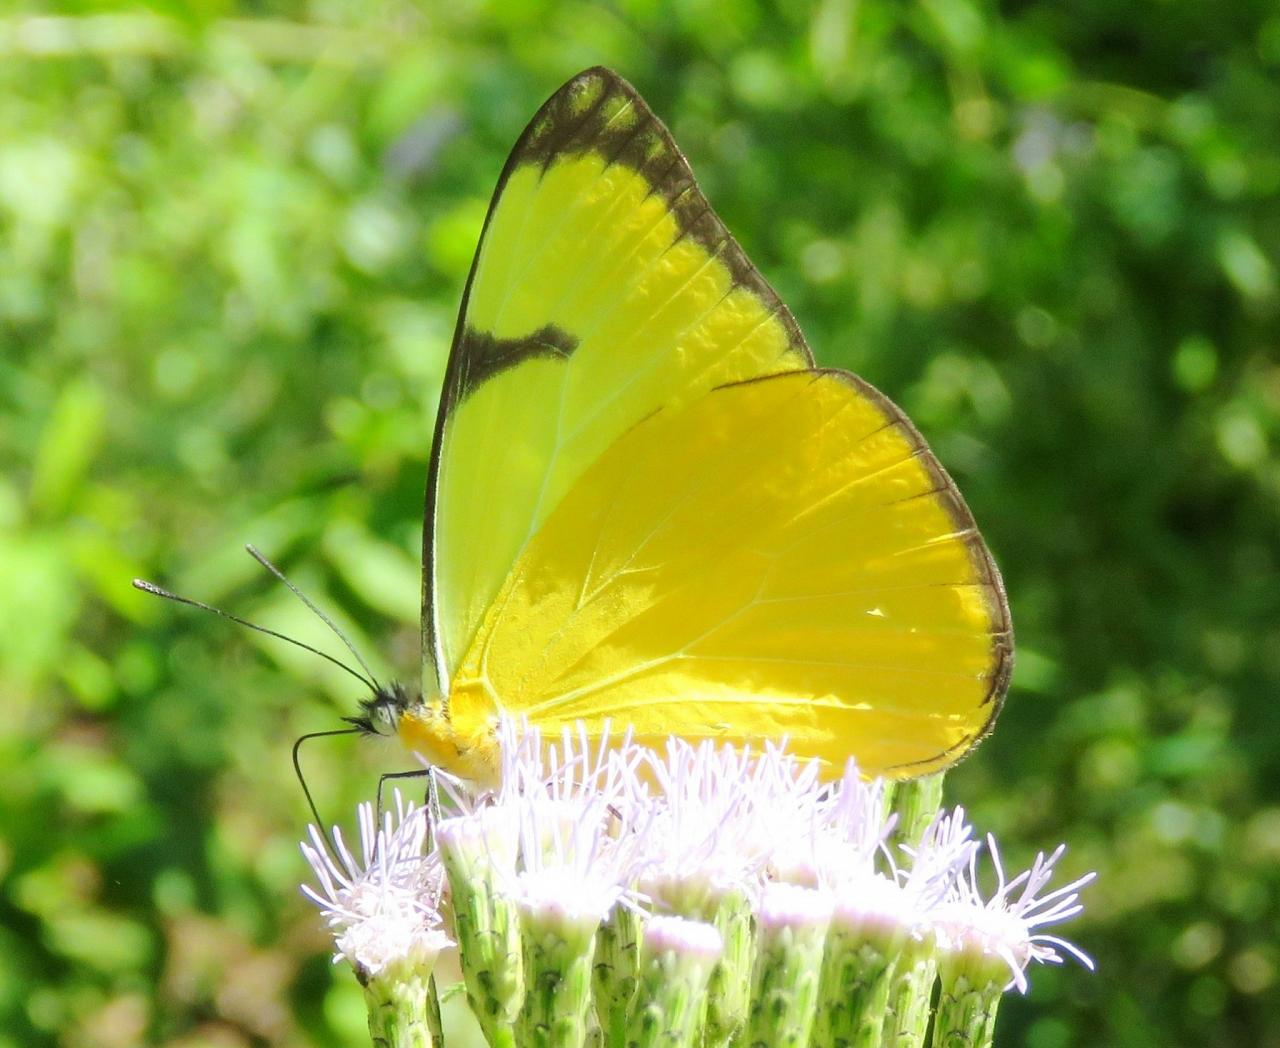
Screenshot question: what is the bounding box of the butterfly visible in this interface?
[352,67,1011,786]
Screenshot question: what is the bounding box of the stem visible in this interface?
[744,888,830,1048]
[702,889,756,1048]
[933,941,1013,1048]
[888,773,946,854]
[881,935,938,1048]
[517,915,598,1048]
[423,780,446,1047]
[364,970,435,1048]
[931,974,1004,1048]
[625,917,720,1048]
[425,974,445,1048]
[812,922,900,1048]
[592,904,641,1047]
[438,838,522,1048]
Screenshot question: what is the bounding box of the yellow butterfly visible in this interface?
[362,67,1011,785]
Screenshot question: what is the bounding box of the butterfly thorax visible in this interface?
[395,683,501,788]
[346,681,500,787]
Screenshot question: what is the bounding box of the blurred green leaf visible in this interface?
[1217,229,1276,302]
[28,378,105,520]
[322,520,419,623]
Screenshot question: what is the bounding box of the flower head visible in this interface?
[303,721,1099,1048]
[814,801,971,946]
[899,805,978,903]
[300,791,451,980]
[629,738,828,915]
[805,758,895,890]
[499,719,648,930]
[931,835,1096,993]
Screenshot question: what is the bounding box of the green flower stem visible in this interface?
[882,934,938,1048]
[625,916,721,1048]
[702,888,756,1048]
[888,773,946,855]
[363,968,435,1048]
[517,904,599,1048]
[438,818,523,1048]
[424,776,447,1048]
[744,885,831,1048]
[812,914,904,1048]
[931,973,1003,1048]
[933,938,1014,1048]
[592,903,642,1046]
[425,974,444,1047]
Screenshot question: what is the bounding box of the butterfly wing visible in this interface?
[447,370,1011,777]
[424,68,813,694]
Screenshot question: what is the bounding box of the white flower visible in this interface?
[804,758,895,890]
[899,805,979,907]
[642,914,724,962]
[300,791,451,979]
[743,742,830,885]
[816,801,973,945]
[510,789,638,930]
[930,834,1096,993]
[757,880,835,931]
[628,738,827,914]
[301,720,1097,1007]
[492,719,648,930]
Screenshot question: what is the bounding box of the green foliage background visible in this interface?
[3,1,1278,1045]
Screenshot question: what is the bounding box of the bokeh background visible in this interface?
[3,1,1279,1045]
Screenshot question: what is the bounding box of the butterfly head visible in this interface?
[345,681,418,738]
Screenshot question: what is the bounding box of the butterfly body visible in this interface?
[397,696,500,788]
[400,68,1011,784]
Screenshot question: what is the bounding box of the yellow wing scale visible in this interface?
[434,370,1008,778]
[429,70,811,691]
[410,67,1012,783]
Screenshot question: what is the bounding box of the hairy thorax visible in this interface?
[395,686,501,788]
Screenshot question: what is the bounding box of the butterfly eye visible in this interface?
[372,702,397,734]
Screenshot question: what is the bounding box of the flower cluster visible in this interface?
[301,722,1093,1048]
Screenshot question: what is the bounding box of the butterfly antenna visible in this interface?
[294,727,361,858]
[131,578,379,693]
[244,544,383,693]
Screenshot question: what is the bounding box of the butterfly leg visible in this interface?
[376,767,435,828]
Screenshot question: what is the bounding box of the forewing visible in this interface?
[424,68,812,693]
[449,370,1012,778]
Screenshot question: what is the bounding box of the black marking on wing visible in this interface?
[456,324,579,400]
[514,67,813,370]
